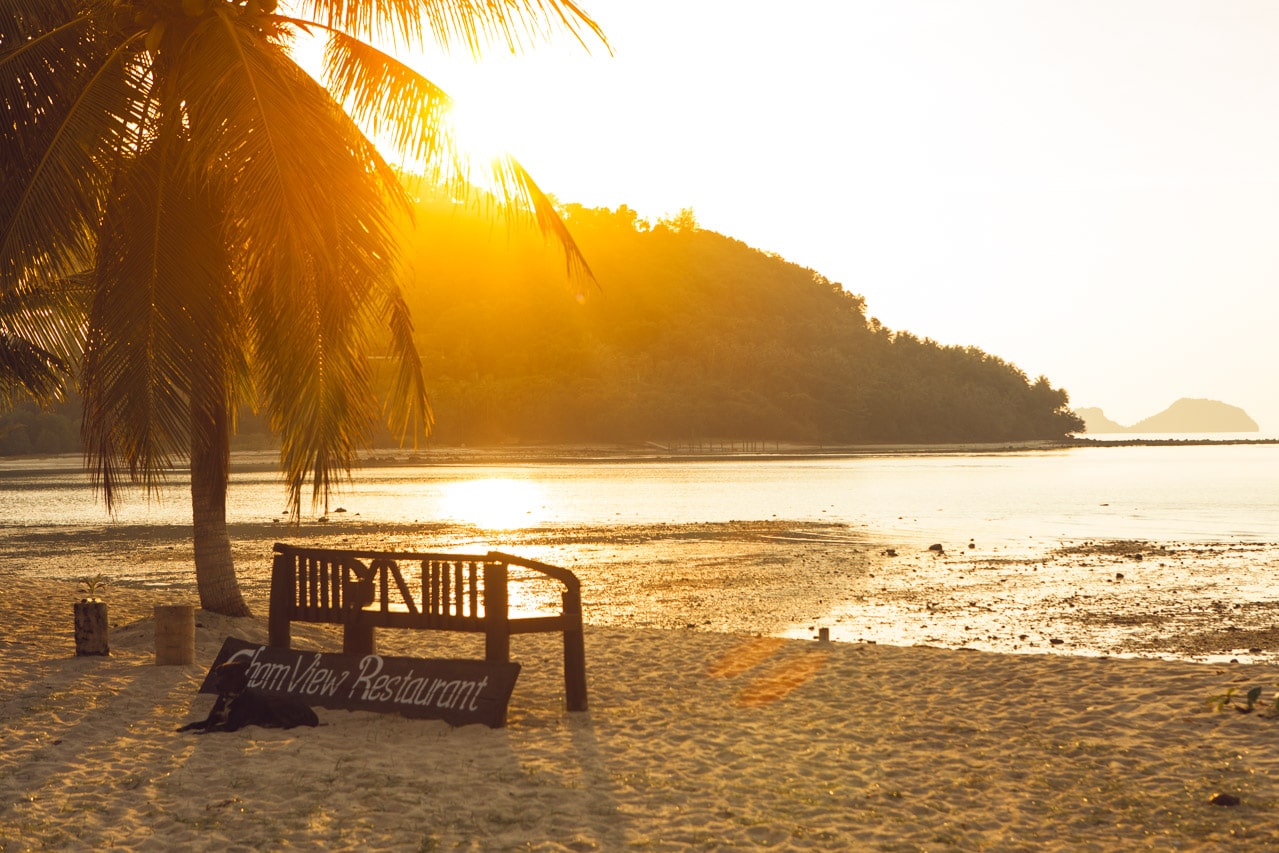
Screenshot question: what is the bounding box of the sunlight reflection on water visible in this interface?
[1,444,1276,546]
[434,478,547,529]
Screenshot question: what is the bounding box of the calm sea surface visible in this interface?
[1,442,1275,547]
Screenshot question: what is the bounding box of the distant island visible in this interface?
[1077,398,1259,434]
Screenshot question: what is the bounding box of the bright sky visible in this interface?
[405,0,1279,431]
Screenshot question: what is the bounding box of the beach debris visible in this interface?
[1206,685,1270,714]
[928,543,944,553]
[1049,638,1065,646]
[968,539,976,549]
[1208,792,1241,807]
[1207,688,1239,712]
[883,548,897,557]
[206,797,244,812]
[1115,572,1124,580]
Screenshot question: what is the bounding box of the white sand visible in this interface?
[4,571,1279,851]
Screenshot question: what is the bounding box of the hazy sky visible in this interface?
[411,0,1279,431]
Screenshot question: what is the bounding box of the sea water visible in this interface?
[1,442,1275,547]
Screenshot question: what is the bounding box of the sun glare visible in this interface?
[446,97,514,167]
[438,478,544,529]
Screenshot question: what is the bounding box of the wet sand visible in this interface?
[6,518,1279,661]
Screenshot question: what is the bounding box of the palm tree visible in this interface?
[0,277,80,409]
[1,0,604,615]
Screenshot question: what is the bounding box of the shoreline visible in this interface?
[356,436,1279,466]
[5,435,1278,476]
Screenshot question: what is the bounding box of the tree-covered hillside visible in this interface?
[395,197,1083,445]
[0,194,1084,455]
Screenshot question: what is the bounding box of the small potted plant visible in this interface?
[74,574,110,656]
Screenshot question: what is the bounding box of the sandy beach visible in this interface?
[4,521,1279,850]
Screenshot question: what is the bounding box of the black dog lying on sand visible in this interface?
[178,660,319,733]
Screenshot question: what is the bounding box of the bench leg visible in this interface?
[268,615,291,650]
[484,562,510,664]
[563,627,588,712]
[344,620,376,657]
[485,626,510,664]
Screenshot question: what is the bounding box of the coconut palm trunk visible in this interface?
[190,391,249,616]
[191,474,245,615]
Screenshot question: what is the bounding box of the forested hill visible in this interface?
[394,196,1084,446]
[0,195,1083,455]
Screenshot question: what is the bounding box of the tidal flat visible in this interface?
[6,517,1278,663]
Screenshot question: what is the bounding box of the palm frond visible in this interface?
[295,0,608,57]
[0,0,84,40]
[177,10,411,514]
[483,154,595,289]
[379,281,431,443]
[0,332,67,408]
[0,270,87,369]
[0,7,154,349]
[81,135,236,508]
[317,26,459,185]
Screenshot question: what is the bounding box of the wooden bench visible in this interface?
[267,542,587,712]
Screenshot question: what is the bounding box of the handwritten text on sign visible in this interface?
[202,637,520,728]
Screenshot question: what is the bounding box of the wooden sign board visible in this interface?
[201,637,520,728]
